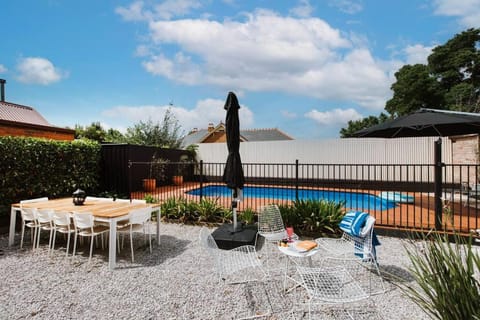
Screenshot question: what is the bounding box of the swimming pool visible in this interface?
[186,185,396,211]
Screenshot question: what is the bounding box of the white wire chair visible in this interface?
[199,227,266,284]
[296,261,371,319]
[117,207,152,262]
[52,211,75,257]
[315,216,385,293]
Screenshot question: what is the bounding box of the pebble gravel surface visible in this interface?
[0,223,432,319]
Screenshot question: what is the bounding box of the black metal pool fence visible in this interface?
[125,160,480,234]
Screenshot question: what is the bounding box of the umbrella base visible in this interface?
[212,223,257,250]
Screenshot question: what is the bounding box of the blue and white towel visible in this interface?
[339,210,380,260]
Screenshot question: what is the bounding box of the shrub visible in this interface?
[240,207,256,225]
[0,136,101,218]
[402,234,480,320]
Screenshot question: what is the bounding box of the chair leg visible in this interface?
[130,232,134,263]
[48,230,53,255]
[52,229,57,253]
[72,233,78,259]
[66,233,71,257]
[89,235,95,263]
[20,222,25,249]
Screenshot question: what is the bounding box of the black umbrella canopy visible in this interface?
[222,92,245,192]
[354,108,480,138]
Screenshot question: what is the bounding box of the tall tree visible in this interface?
[124,108,184,148]
[340,28,480,136]
[75,122,107,142]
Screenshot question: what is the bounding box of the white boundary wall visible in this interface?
[197,137,453,165]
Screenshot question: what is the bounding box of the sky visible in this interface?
[1,0,480,140]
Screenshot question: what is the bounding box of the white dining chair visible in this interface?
[72,212,109,263]
[36,209,55,253]
[117,207,152,262]
[52,211,75,257]
[19,207,39,250]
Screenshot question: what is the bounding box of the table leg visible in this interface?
[8,207,18,246]
[108,219,117,270]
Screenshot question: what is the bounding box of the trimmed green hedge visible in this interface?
[0,137,101,218]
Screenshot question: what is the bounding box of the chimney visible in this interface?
[208,123,215,132]
[0,79,5,102]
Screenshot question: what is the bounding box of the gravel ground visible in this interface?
[0,223,431,319]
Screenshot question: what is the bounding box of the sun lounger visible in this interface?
[378,191,414,203]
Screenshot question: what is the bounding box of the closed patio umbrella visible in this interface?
[222,92,245,232]
[353,108,480,229]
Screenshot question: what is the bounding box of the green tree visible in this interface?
[340,113,390,138]
[75,122,107,142]
[340,28,480,136]
[124,108,184,148]
[104,128,125,143]
[385,64,445,116]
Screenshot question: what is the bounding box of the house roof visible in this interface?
[0,101,51,126]
[181,123,293,147]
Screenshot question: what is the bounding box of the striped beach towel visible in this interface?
[339,211,379,260]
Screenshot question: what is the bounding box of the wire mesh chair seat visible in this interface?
[199,227,266,284]
[256,204,298,243]
[315,215,385,294]
[296,263,371,319]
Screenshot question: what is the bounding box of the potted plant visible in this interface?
[172,158,189,186]
[143,154,169,191]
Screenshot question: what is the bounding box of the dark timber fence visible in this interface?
[121,159,480,235]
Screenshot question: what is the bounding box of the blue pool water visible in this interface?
[186,185,396,211]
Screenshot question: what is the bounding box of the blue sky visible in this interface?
[1,0,479,140]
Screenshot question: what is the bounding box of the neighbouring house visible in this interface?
[0,79,75,141]
[181,122,294,147]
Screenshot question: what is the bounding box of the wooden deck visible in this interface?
[131,182,480,237]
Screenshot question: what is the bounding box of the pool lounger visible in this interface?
[379,191,414,203]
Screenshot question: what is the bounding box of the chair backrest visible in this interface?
[258,204,285,234]
[73,212,94,229]
[53,211,71,227]
[115,199,131,203]
[85,196,114,202]
[343,215,376,257]
[20,197,48,204]
[129,208,151,225]
[21,207,38,221]
[199,227,219,251]
[37,209,54,224]
[132,199,146,204]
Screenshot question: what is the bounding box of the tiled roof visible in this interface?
[0,101,51,126]
[181,125,294,147]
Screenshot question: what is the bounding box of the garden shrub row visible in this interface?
[159,196,345,237]
[0,136,101,218]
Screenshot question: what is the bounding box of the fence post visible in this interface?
[128,160,132,200]
[295,159,299,201]
[434,139,443,230]
[199,160,204,200]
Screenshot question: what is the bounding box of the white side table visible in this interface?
[277,241,320,292]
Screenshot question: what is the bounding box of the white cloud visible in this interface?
[138,10,390,109]
[290,0,314,18]
[0,64,7,73]
[134,44,151,57]
[116,0,203,21]
[115,1,149,22]
[433,0,480,27]
[102,98,254,132]
[281,110,297,119]
[305,108,363,125]
[328,0,363,14]
[16,57,66,85]
[404,44,434,65]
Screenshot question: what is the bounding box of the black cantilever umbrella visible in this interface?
[353,108,480,229]
[222,92,245,232]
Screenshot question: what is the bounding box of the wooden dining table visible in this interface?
[9,198,161,270]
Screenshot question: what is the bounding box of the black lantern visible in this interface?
[72,188,86,205]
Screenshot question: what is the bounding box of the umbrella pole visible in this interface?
[231,189,240,232]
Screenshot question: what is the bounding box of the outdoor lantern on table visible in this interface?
[72,188,86,205]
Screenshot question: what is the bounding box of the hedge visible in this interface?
[0,136,101,218]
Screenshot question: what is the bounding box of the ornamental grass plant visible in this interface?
[402,233,480,320]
